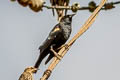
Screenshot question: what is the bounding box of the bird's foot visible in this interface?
[57,44,69,50]
[50,45,62,60]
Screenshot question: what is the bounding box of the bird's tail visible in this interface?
[45,53,54,65]
[34,55,42,69]
[34,50,48,73]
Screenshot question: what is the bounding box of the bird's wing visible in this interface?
[39,24,62,53]
[45,52,54,64]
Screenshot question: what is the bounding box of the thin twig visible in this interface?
[43,1,120,11]
[43,5,71,10]
[11,0,120,12]
[40,0,107,80]
[113,1,120,4]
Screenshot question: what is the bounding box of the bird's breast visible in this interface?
[62,25,72,40]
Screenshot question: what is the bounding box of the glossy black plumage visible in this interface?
[34,14,75,70]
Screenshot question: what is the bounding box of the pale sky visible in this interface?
[0,0,120,80]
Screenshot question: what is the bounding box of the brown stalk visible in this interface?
[40,0,107,80]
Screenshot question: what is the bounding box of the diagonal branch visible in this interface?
[40,0,107,80]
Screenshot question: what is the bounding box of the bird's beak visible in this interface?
[71,13,76,17]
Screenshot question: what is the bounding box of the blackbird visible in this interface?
[34,14,75,71]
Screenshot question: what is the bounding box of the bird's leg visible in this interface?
[57,44,69,50]
[50,45,62,60]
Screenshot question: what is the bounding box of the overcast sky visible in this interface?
[0,0,120,80]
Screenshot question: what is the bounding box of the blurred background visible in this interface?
[0,0,120,80]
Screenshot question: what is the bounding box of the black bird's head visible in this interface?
[60,14,76,24]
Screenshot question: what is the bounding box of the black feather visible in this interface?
[34,14,75,72]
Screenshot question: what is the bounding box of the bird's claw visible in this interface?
[57,44,69,50]
[50,45,62,60]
